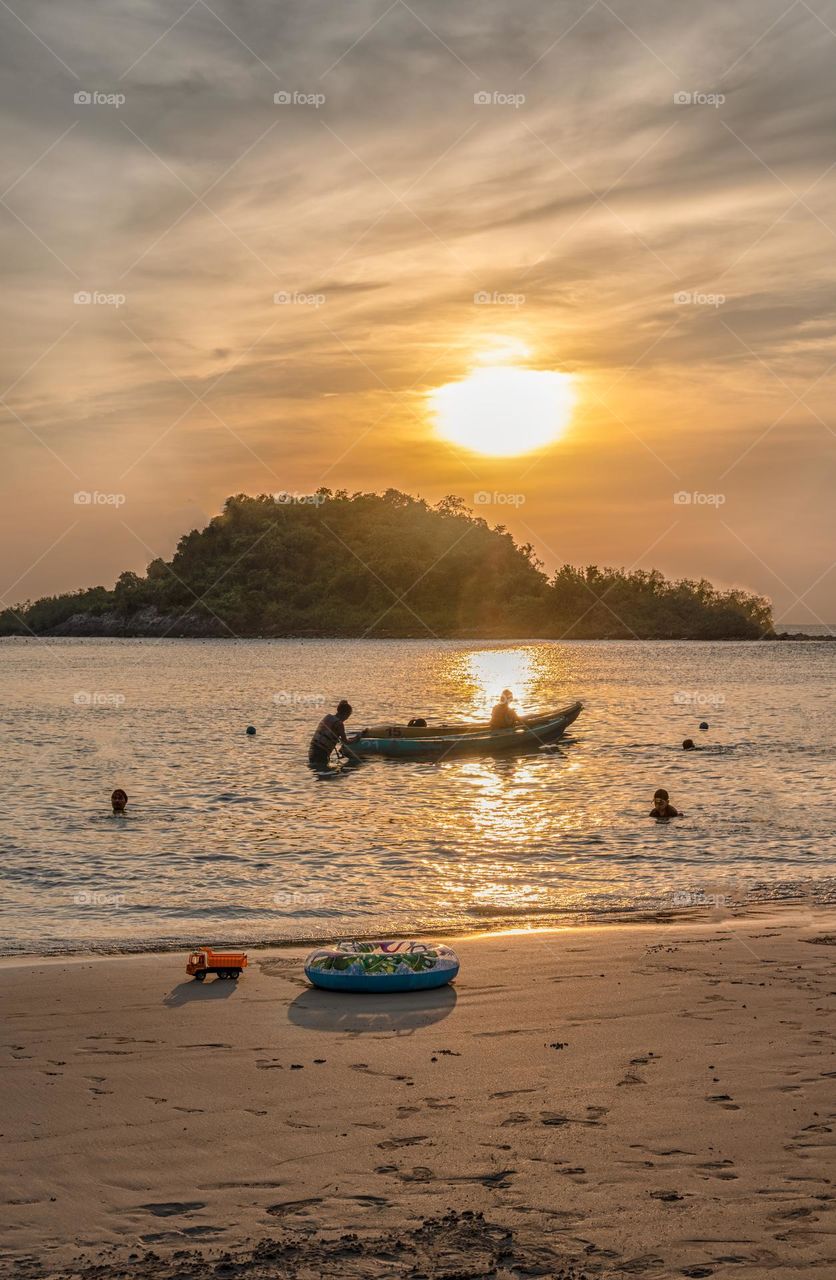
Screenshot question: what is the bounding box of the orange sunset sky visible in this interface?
[1,0,834,623]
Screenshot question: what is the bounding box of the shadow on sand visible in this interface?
[163,977,240,1007]
[287,984,457,1035]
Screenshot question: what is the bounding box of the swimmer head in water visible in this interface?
[650,788,680,819]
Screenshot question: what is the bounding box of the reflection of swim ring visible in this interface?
[304,939,460,993]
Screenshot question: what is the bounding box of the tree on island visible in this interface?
[0,489,773,640]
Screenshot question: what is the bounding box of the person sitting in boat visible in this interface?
[649,788,680,819]
[308,700,353,767]
[490,689,523,730]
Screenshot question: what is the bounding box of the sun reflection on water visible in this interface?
[458,646,537,717]
[427,644,592,919]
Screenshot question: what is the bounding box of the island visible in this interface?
[0,489,775,640]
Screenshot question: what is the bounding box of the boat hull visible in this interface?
[346,701,582,759]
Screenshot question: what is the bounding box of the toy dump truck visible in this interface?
[187,947,248,981]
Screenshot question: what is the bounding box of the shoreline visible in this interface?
[2,896,829,962]
[0,902,826,966]
[2,631,834,642]
[4,910,835,1278]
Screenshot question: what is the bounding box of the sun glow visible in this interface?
[428,347,575,457]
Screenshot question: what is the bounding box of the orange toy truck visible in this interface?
[186,947,248,981]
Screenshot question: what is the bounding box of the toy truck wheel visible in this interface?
[193,971,206,982]
[230,969,241,979]
[219,968,232,979]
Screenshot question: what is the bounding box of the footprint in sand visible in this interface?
[140,1201,205,1217]
[140,1226,222,1244]
[612,1252,666,1273]
[453,1169,516,1188]
[377,1135,430,1150]
[266,1197,323,1218]
[635,1146,695,1157]
[769,1205,817,1222]
[79,1048,133,1056]
[618,1069,647,1086]
[378,1165,516,1188]
[706,1093,740,1111]
[398,1166,435,1183]
[618,1052,660,1087]
[696,1159,738,1181]
[541,1106,607,1127]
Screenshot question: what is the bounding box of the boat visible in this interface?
[345,700,582,759]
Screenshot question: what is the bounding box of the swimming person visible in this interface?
[111,789,128,815]
[650,788,680,819]
[308,700,353,767]
[682,738,697,750]
[490,689,523,730]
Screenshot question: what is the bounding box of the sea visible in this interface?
[0,637,833,954]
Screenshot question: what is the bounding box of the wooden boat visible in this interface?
[345,701,582,759]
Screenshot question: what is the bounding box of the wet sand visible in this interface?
[2,913,835,1279]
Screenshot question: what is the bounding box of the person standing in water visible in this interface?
[308,700,353,767]
[111,789,128,815]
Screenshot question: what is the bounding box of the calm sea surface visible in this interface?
[0,638,833,954]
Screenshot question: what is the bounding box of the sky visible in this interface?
[1,0,835,625]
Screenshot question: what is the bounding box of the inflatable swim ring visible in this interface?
[304,939,459,993]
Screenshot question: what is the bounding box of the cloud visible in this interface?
[1,0,835,615]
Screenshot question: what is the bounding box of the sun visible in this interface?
[428,349,575,457]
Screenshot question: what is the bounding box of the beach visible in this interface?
[3,910,835,1279]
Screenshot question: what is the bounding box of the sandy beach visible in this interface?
[3,912,835,1279]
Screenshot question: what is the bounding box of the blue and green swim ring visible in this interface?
[304,939,460,993]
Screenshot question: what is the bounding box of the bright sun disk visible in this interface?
[428,361,575,457]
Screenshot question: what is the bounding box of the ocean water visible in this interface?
[0,638,833,954]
